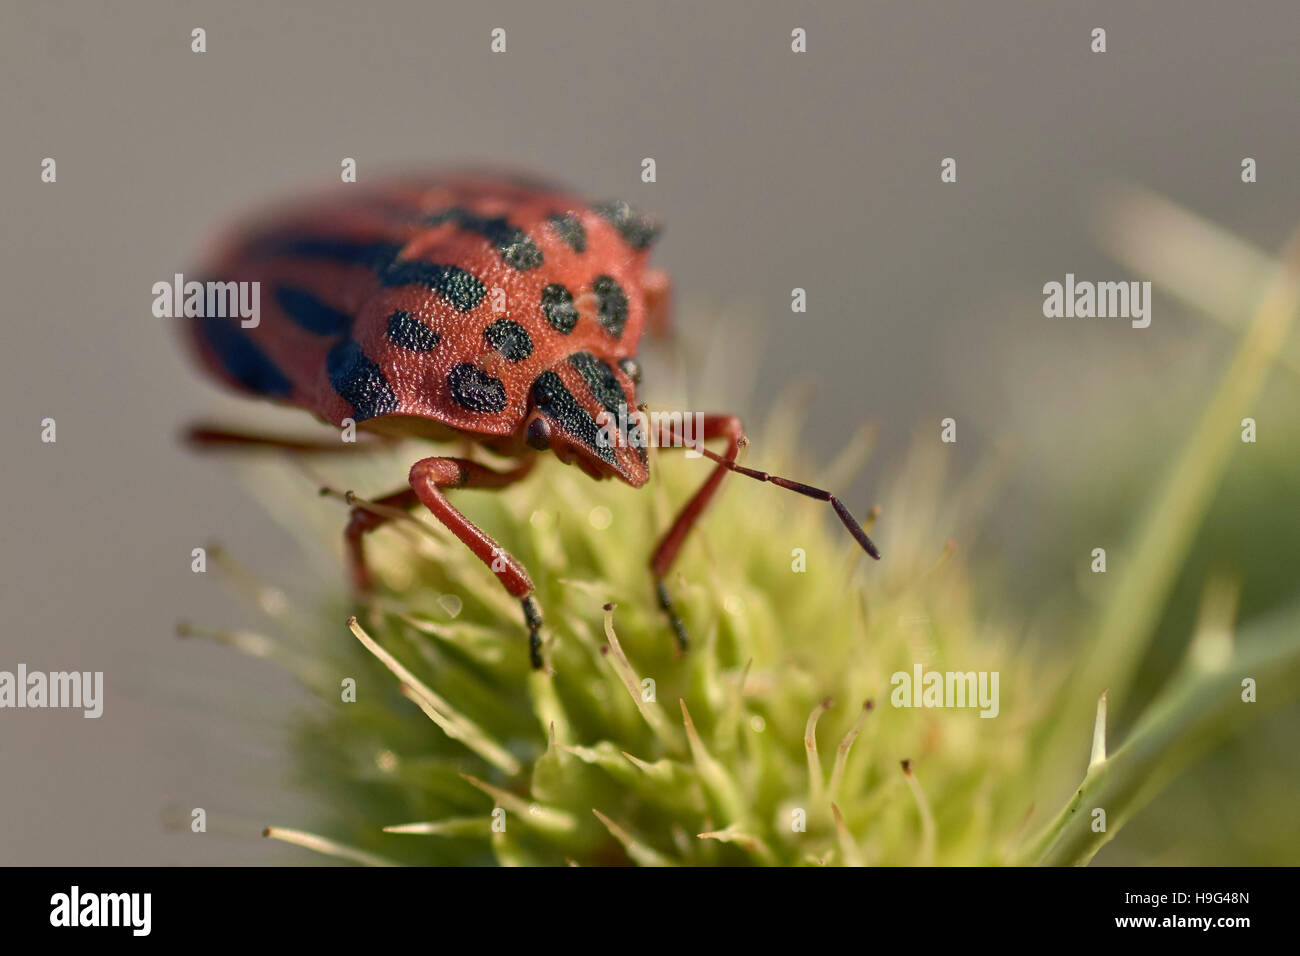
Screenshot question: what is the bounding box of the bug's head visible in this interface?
[525,353,648,487]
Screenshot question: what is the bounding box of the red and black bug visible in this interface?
[183,171,880,668]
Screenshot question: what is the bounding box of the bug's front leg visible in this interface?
[406,456,545,668]
[649,413,882,653]
[649,414,747,652]
[340,456,541,666]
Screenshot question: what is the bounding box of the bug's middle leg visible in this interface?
[344,488,421,592]
[406,456,545,668]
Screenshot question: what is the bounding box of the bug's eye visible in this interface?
[526,415,552,450]
[618,357,642,384]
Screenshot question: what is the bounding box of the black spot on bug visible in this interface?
[275,285,352,336]
[570,352,624,415]
[327,339,400,421]
[198,317,292,397]
[380,260,486,312]
[484,319,533,362]
[547,212,587,253]
[540,283,578,334]
[427,207,543,271]
[593,200,661,250]
[592,275,629,338]
[573,353,646,466]
[263,237,403,272]
[531,371,615,464]
[386,310,440,352]
[260,237,486,313]
[448,362,508,414]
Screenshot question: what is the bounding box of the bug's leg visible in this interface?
[342,488,421,592]
[406,456,545,668]
[184,423,397,453]
[643,268,673,340]
[650,413,882,652]
[649,414,747,651]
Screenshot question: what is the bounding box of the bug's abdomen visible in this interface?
[185,195,412,415]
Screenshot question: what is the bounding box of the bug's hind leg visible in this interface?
[406,456,544,668]
[184,422,398,453]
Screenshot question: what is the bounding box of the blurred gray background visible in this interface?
[1,0,1297,864]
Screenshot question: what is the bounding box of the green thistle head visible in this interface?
[238,420,1054,867]
[199,237,1300,865]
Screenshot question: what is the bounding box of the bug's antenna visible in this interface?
[688,441,882,560]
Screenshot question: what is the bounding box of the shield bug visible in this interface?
[183,172,881,668]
